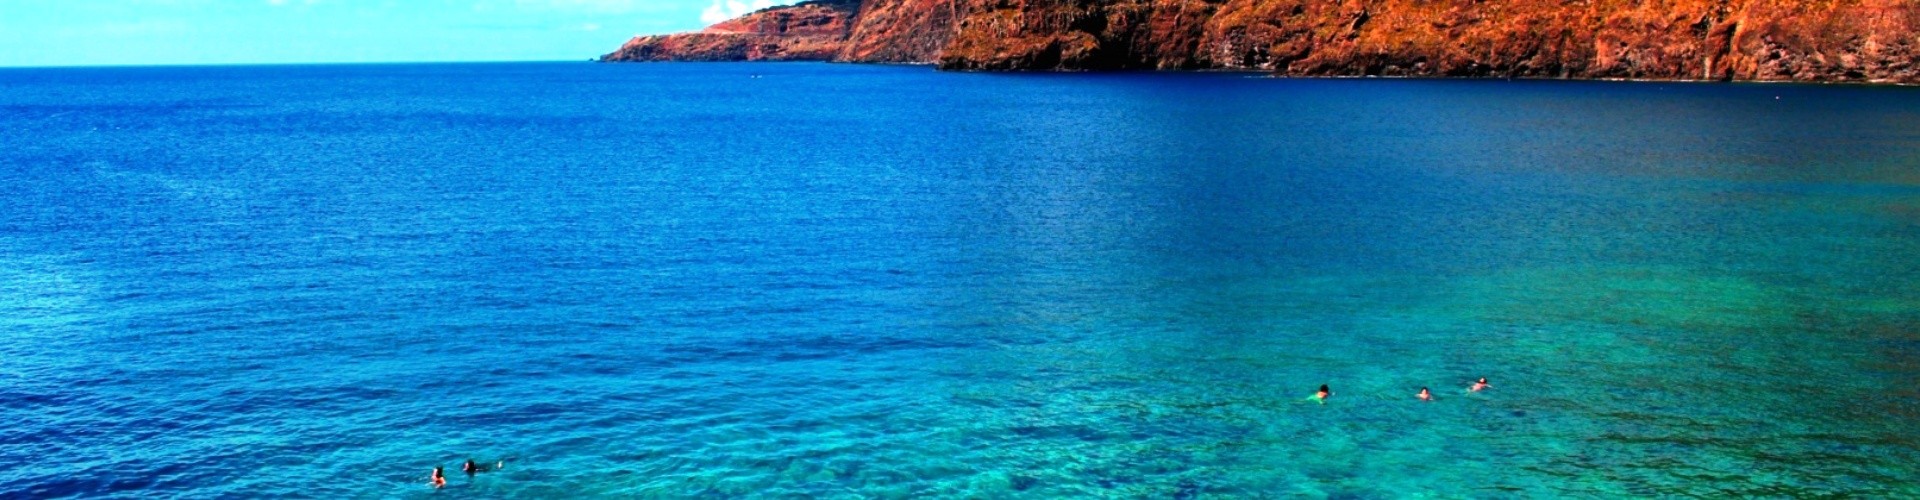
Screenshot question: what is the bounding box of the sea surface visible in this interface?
[3,62,1919,498]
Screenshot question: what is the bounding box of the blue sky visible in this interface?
[0,0,796,67]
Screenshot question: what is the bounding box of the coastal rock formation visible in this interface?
[601,0,1920,83]
[599,0,860,61]
[840,0,967,62]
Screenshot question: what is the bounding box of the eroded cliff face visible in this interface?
[599,0,955,63]
[601,0,1920,83]
[599,0,860,61]
[841,0,965,62]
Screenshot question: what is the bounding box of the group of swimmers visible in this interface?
[423,378,1490,488]
[429,459,504,489]
[1311,377,1489,404]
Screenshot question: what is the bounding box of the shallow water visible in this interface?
[2,63,1918,497]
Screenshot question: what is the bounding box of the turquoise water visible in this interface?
[2,63,1919,497]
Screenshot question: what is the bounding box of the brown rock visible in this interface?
[601,0,1920,83]
[598,0,860,62]
[841,0,966,62]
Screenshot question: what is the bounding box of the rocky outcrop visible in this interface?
[839,0,966,63]
[599,0,860,62]
[601,0,1920,83]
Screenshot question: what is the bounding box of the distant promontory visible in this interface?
[601,0,1920,83]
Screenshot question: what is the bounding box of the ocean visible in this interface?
[3,62,1918,497]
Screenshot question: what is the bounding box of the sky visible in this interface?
[0,0,797,67]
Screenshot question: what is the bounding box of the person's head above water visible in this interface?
[463,458,504,474]
[1309,384,1332,404]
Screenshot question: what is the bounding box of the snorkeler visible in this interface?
[463,459,505,476]
[1311,384,1332,404]
[430,466,446,488]
[1470,377,1490,392]
[1418,387,1432,401]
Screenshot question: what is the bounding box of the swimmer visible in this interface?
[1418,387,1432,401]
[1311,384,1332,404]
[463,459,505,476]
[1470,377,1490,392]
[430,466,446,489]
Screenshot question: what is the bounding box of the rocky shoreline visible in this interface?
[602,0,1920,84]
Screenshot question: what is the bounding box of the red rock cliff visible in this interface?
[599,0,860,61]
[601,0,1920,83]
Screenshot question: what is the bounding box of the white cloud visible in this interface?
[699,0,786,25]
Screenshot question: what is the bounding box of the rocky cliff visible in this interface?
[600,0,861,61]
[601,0,1920,83]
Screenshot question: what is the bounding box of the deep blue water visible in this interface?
[3,62,1919,497]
